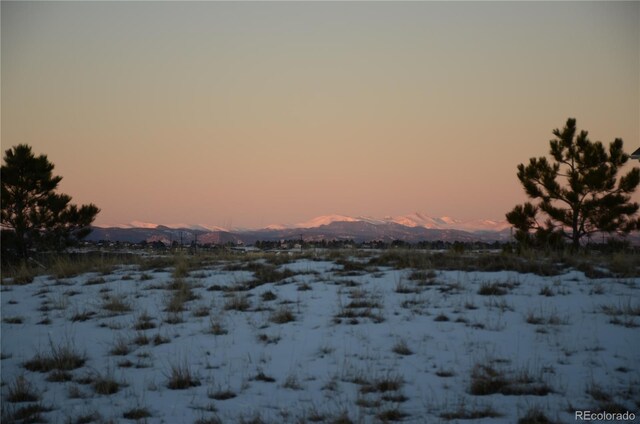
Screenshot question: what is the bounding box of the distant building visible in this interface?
[632,147,640,161]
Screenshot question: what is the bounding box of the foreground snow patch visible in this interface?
[1,255,638,423]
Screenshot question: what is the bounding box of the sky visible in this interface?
[2,1,639,229]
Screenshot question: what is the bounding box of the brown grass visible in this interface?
[23,339,86,372]
[269,306,295,324]
[6,375,39,402]
[166,361,201,390]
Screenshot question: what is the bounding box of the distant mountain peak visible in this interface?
[294,214,359,228]
[130,221,159,229]
[89,212,517,245]
[95,212,510,234]
[288,213,509,232]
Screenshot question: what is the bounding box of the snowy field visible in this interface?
[1,251,639,423]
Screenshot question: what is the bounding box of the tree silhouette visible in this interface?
[506,118,639,248]
[1,144,100,260]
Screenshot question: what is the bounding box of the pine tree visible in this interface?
[506,118,639,249]
[1,144,100,260]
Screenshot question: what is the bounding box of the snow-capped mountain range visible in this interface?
[103,221,228,232]
[97,212,510,233]
[291,213,511,232]
[90,213,513,244]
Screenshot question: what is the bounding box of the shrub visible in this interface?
[70,310,95,322]
[164,312,184,325]
[392,340,413,356]
[93,373,121,395]
[539,286,554,297]
[469,364,508,395]
[395,280,420,294]
[46,370,73,382]
[209,317,228,335]
[470,363,552,396]
[49,255,116,279]
[208,388,236,400]
[224,261,295,288]
[257,333,280,344]
[253,371,276,383]
[74,411,102,423]
[152,333,170,345]
[1,261,38,285]
[407,269,437,284]
[600,300,640,317]
[23,339,86,372]
[435,369,455,378]
[6,375,39,402]
[282,374,303,390]
[224,294,251,311]
[368,250,432,270]
[84,276,106,286]
[359,375,404,394]
[123,407,152,420]
[67,384,85,399]
[164,279,198,313]
[269,306,295,324]
[376,408,409,422]
[101,294,131,314]
[172,256,191,278]
[166,361,200,390]
[525,309,568,326]
[518,407,556,424]
[335,258,370,274]
[134,312,156,330]
[261,290,277,301]
[3,316,24,324]
[297,282,312,291]
[192,305,210,317]
[478,282,508,296]
[110,336,131,356]
[4,403,51,423]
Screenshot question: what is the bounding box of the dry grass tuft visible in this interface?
[269,306,295,324]
[224,294,251,311]
[392,339,413,356]
[23,339,86,372]
[358,374,404,394]
[93,373,121,395]
[123,407,152,420]
[208,388,237,400]
[1,261,38,285]
[6,375,40,403]
[166,361,201,390]
[478,282,508,296]
[109,336,131,356]
[470,362,552,396]
[517,406,557,424]
[134,312,156,330]
[101,294,131,314]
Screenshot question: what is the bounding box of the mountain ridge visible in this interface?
[94,212,511,234]
[89,213,513,244]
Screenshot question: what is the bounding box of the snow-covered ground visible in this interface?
[1,252,638,423]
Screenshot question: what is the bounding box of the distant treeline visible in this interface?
[84,237,636,253]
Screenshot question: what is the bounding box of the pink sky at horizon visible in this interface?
[2,2,639,229]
